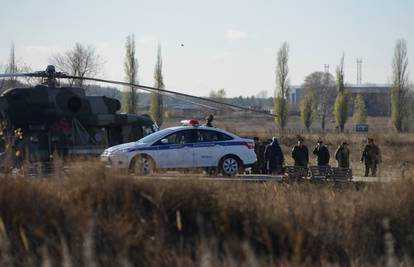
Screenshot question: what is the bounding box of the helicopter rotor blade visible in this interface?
[0,73,39,78]
[65,75,277,118]
[140,87,220,110]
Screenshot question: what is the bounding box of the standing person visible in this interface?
[334,141,350,168]
[204,114,214,127]
[313,140,330,166]
[12,128,25,168]
[361,138,381,177]
[252,137,265,174]
[264,137,284,174]
[292,137,309,167]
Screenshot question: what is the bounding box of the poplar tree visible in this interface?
[391,39,410,132]
[333,54,349,132]
[353,94,367,124]
[273,42,290,130]
[123,34,139,114]
[300,93,315,131]
[150,45,164,126]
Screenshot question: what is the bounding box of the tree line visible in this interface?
[274,38,412,133]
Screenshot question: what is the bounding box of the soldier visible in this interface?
[12,128,25,168]
[361,138,381,177]
[252,137,265,174]
[292,137,309,167]
[334,141,350,168]
[313,140,330,166]
[264,137,284,174]
[205,114,214,127]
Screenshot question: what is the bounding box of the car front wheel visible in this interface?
[131,155,154,175]
[220,156,240,177]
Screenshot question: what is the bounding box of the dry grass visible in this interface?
[1,122,414,266]
[1,160,414,266]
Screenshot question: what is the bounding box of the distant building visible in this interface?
[289,84,391,116]
[348,85,391,116]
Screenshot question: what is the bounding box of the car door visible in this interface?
[194,130,233,167]
[153,130,197,168]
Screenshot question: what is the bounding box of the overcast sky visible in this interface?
[0,0,413,97]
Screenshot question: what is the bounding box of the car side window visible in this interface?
[197,130,233,142]
[154,130,197,145]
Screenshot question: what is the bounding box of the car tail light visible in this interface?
[242,142,254,149]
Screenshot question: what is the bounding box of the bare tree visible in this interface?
[0,44,37,91]
[302,71,336,131]
[50,43,101,87]
[123,34,139,114]
[2,43,18,90]
[391,38,410,132]
[273,42,290,130]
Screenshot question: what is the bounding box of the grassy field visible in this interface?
[1,118,414,266]
[1,165,414,267]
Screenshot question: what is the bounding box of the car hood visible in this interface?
[104,142,147,154]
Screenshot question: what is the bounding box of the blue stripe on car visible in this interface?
[127,141,246,153]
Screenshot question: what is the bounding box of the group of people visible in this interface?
[253,136,381,177]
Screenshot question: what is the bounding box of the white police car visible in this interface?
[101,119,257,176]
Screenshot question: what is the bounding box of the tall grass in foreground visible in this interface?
[1,163,414,266]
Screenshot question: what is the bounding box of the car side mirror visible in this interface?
[161,138,168,144]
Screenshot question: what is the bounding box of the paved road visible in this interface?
[0,166,394,183]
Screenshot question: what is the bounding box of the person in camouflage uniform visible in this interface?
[334,141,350,168]
[361,138,381,177]
[12,128,25,168]
[252,137,265,174]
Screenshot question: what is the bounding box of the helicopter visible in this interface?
[0,65,277,165]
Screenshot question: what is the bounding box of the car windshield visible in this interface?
[137,128,174,144]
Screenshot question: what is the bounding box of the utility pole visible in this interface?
[357,58,362,85]
[324,64,329,73]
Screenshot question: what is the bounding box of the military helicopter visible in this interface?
[0,65,276,164]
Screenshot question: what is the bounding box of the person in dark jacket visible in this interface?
[292,138,309,167]
[264,137,284,174]
[361,138,381,176]
[313,140,330,166]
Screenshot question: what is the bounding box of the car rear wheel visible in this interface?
[132,155,154,175]
[220,156,240,177]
